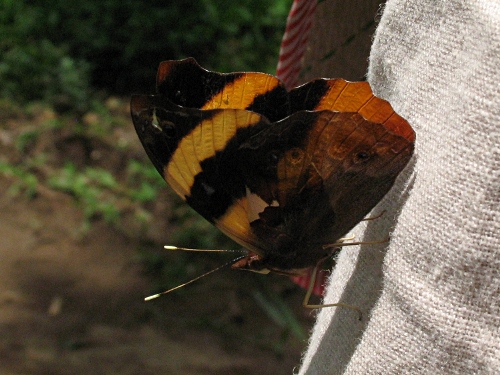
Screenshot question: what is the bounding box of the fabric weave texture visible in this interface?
[298,1,500,374]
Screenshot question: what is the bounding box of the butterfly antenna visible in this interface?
[164,245,245,253]
[144,256,246,301]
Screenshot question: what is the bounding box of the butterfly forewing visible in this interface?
[289,78,415,142]
[156,57,290,122]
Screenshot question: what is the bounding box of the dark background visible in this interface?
[1,0,291,109]
[0,1,323,374]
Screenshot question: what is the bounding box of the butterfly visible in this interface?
[131,58,415,291]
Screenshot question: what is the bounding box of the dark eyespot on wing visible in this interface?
[237,111,322,204]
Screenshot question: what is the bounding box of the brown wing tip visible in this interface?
[360,95,415,143]
[322,79,415,143]
[157,57,203,87]
[382,111,415,143]
[130,94,151,115]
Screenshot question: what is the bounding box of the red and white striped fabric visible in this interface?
[277,0,325,296]
[276,0,317,89]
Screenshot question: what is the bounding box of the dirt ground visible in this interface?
[0,101,314,375]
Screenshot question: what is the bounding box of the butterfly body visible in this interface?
[131,58,415,275]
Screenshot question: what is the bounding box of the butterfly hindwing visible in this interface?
[235,109,413,269]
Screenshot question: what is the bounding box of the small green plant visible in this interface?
[0,161,38,198]
[47,163,121,228]
[15,129,40,152]
[44,159,165,231]
[126,159,164,202]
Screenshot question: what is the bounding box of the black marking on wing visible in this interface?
[185,118,271,222]
[246,85,290,122]
[157,58,243,109]
[289,79,331,111]
[131,94,221,178]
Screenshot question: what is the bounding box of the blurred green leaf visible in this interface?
[0,0,291,100]
[0,160,39,198]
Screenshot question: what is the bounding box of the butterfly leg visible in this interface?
[337,235,355,242]
[322,237,389,251]
[361,209,387,221]
[302,260,363,320]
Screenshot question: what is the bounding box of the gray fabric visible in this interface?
[298,1,500,374]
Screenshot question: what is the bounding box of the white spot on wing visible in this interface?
[246,186,279,222]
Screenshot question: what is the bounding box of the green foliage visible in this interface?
[0,160,38,198]
[0,97,167,233]
[47,163,121,226]
[15,129,40,152]
[0,1,91,111]
[0,41,91,111]
[126,159,164,203]
[0,0,291,102]
[44,159,165,231]
[190,0,292,73]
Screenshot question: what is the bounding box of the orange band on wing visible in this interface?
[164,110,263,197]
[201,73,281,111]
